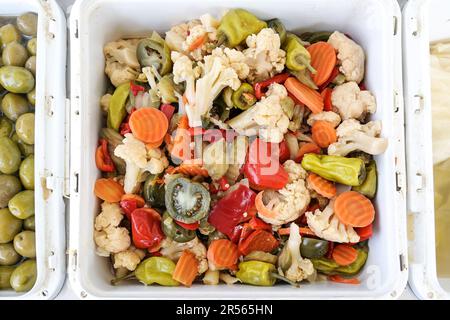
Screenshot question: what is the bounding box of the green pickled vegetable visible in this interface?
[137,32,172,76]
[289,69,318,90]
[161,211,196,243]
[301,154,366,186]
[0,266,14,289]
[9,259,37,292]
[231,83,256,110]
[0,117,13,138]
[283,34,315,73]
[311,247,368,276]
[107,82,130,131]
[217,9,267,48]
[352,161,377,199]
[157,75,178,104]
[267,18,287,44]
[236,261,296,287]
[300,238,329,259]
[0,66,35,94]
[143,174,165,208]
[300,31,333,43]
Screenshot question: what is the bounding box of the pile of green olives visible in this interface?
[0,12,37,293]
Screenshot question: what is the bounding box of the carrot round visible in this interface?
[328,275,360,285]
[146,136,165,149]
[94,178,125,203]
[331,244,358,266]
[307,42,337,86]
[255,191,277,220]
[172,250,199,287]
[307,173,337,199]
[285,77,324,114]
[169,162,209,177]
[207,239,239,269]
[121,194,145,207]
[278,226,316,237]
[238,229,279,256]
[311,120,337,148]
[129,108,169,144]
[169,115,192,161]
[295,142,321,162]
[334,191,375,227]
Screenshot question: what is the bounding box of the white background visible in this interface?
[53,0,416,300]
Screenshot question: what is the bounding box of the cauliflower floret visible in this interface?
[257,161,310,226]
[243,28,286,83]
[94,202,124,231]
[306,199,360,243]
[328,119,388,156]
[227,83,290,143]
[94,226,131,256]
[277,223,315,283]
[160,237,208,274]
[307,111,342,128]
[328,31,365,83]
[104,39,141,87]
[114,133,169,193]
[113,246,146,271]
[331,82,376,120]
[210,47,250,80]
[100,94,112,113]
[165,20,200,53]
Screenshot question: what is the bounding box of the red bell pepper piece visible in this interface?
[131,208,165,249]
[174,220,200,231]
[120,200,138,220]
[130,82,145,96]
[278,140,290,164]
[320,87,333,111]
[254,73,290,100]
[119,108,136,136]
[217,177,230,192]
[238,229,279,255]
[160,104,176,123]
[355,223,373,242]
[244,138,289,190]
[248,217,272,232]
[208,184,256,239]
[229,224,243,244]
[95,139,115,172]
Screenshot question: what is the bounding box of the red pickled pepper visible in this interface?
[238,229,279,255]
[95,139,116,172]
[130,82,145,96]
[119,108,136,136]
[254,73,290,100]
[131,208,165,249]
[160,104,176,122]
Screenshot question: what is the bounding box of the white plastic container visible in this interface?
[403,0,450,300]
[68,0,408,299]
[0,0,67,299]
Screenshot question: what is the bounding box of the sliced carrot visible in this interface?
[307,42,337,86]
[172,250,199,287]
[355,223,373,242]
[285,77,324,114]
[129,108,169,144]
[146,136,165,149]
[328,275,360,285]
[207,239,240,269]
[120,194,145,207]
[188,34,207,51]
[307,173,337,199]
[255,191,277,219]
[320,87,333,111]
[331,244,358,266]
[311,120,337,148]
[277,226,316,237]
[295,142,321,163]
[169,163,209,177]
[238,229,279,256]
[334,191,375,228]
[169,114,192,161]
[94,178,124,203]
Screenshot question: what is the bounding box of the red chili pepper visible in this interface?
[278,140,290,164]
[208,184,256,239]
[320,87,333,111]
[319,66,340,92]
[130,82,145,96]
[120,200,138,220]
[359,82,367,91]
[95,139,116,172]
[248,216,272,232]
[355,223,373,242]
[239,223,255,244]
[131,208,165,249]
[174,220,199,231]
[244,138,289,190]
[217,177,230,192]
[119,108,136,135]
[229,224,243,244]
[238,229,279,256]
[254,73,290,100]
[160,104,176,123]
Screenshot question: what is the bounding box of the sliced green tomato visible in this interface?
[161,211,196,243]
[107,82,130,131]
[165,177,210,224]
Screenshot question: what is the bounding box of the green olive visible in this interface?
[0,137,21,174]
[0,243,21,266]
[27,89,35,106]
[12,133,34,157]
[300,238,330,259]
[24,216,35,231]
[26,38,37,56]
[15,113,35,145]
[0,175,22,208]
[13,231,35,258]
[0,266,14,289]
[9,259,37,292]
[0,117,13,138]
[1,93,30,121]
[17,13,38,37]
[25,56,36,75]
[0,208,22,244]
[19,155,34,190]
[0,24,21,47]
[0,66,35,94]
[8,191,34,220]
[2,42,29,67]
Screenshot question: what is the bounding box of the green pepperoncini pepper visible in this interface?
[217,9,267,48]
[236,261,298,287]
[283,34,316,73]
[107,82,130,131]
[137,31,172,76]
[352,161,377,199]
[310,247,368,276]
[301,154,367,187]
[231,83,256,110]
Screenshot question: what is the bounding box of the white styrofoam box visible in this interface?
[69,0,407,299]
[0,0,67,299]
[403,0,450,300]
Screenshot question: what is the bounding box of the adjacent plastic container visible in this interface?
[403,0,450,300]
[68,0,408,299]
[0,0,66,299]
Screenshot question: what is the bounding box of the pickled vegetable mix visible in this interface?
[93,9,388,287]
